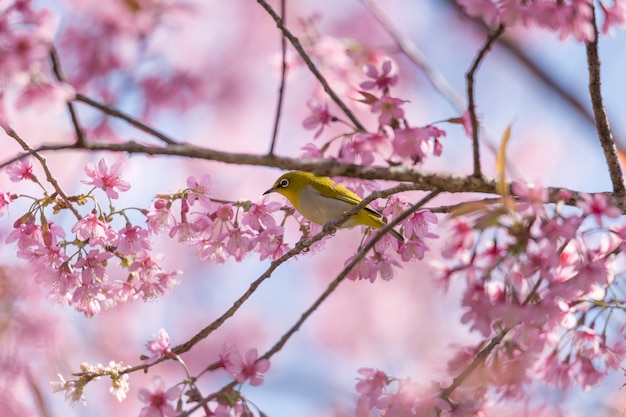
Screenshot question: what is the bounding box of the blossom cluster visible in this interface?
[350,186,626,416]
[457,0,626,40]
[4,157,180,317]
[2,155,441,320]
[441,186,626,394]
[301,59,447,167]
[139,330,270,417]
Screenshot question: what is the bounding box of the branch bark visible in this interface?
[585,2,625,196]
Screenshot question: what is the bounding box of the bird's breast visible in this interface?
[296,185,358,227]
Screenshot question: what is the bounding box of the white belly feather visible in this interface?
[296,185,360,228]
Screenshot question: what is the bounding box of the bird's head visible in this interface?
[263,171,314,206]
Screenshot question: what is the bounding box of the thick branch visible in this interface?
[585,3,625,196]
[4,140,626,210]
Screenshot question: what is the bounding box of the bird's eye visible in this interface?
[279,178,290,188]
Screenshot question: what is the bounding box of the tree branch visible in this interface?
[466,24,504,178]
[585,3,625,196]
[49,47,86,147]
[3,127,81,220]
[4,140,626,210]
[268,0,288,155]
[256,0,366,132]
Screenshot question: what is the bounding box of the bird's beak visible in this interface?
[263,187,275,196]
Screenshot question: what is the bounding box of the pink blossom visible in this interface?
[16,81,76,111]
[601,1,626,34]
[442,219,475,259]
[538,354,574,390]
[137,268,181,301]
[74,248,114,284]
[226,348,271,386]
[7,157,36,182]
[138,376,182,417]
[371,252,401,281]
[371,95,405,126]
[457,0,500,25]
[168,220,200,242]
[360,60,398,92]
[302,100,335,139]
[256,226,289,261]
[461,109,473,138]
[299,142,324,158]
[6,217,44,259]
[356,368,388,408]
[577,193,621,226]
[146,198,175,234]
[402,210,438,241]
[345,254,376,282]
[71,212,118,246]
[218,342,237,374]
[224,227,254,261]
[398,238,428,262]
[339,133,388,166]
[186,173,212,207]
[0,192,13,217]
[117,223,151,256]
[195,239,228,263]
[241,198,281,231]
[511,181,548,216]
[392,126,446,163]
[71,281,108,317]
[145,328,173,362]
[82,158,130,199]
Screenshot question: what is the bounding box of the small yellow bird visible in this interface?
[263,171,403,241]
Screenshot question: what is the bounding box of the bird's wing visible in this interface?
[319,182,383,219]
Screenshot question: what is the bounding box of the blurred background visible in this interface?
[1,0,626,416]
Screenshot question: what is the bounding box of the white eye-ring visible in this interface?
[279,178,290,188]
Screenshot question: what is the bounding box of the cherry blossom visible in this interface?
[82,158,131,199]
[145,328,173,362]
[7,157,36,182]
[360,60,398,93]
[138,376,182,417]
[303,100,335,139]
[226,348,271,386]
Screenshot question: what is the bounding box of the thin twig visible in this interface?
[260,189,442,361]
[466,24,504,178]
[4,127,81,220]
[49,47,86,147]
[585,3,625,196]
[256,0,366,132]
[268,0,288,155]
[74,94,179,146]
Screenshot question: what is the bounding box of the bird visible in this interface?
[263,171,404,241]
